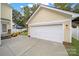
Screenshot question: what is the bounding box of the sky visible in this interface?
[10,3,54,15]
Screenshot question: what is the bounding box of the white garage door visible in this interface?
[30,24,64,43]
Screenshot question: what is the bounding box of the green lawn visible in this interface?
[66,38,79,56]
[21,31,28,35]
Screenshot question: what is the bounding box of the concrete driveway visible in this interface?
[0,35,68,56]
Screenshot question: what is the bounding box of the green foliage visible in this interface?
[22,4,39,22]
[54,3,79,13]
[23,6,30,19]
[12,9,25,27]
[72,4,79,13]
[66,38,79,56]
[12,9,22,22]
[12,4,39,27]
[72,38,79,48]
[21,31,28,35]
[55,3,69,10]
[16,19,24,26]
[73,8,79,13]
[30,4,39,13]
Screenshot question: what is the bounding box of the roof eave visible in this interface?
[26,6,41,24]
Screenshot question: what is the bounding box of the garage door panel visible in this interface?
[30,24,64,43]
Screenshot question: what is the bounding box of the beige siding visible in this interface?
[1,3,12,20]
[29,8,71,24]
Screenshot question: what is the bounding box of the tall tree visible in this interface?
[54,3,70,11]
[12,9,25,27]
[73,4,79,13]
[12,9,22,23]
[30,4,39,14]
[21,3,39,27]
[54,3,79,13]
[22,6,31,22]
[13,4,39,28]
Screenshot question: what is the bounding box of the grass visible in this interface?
[66,38,79,56]
[21,31,28,35]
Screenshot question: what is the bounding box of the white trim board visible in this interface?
[29,20,69,27]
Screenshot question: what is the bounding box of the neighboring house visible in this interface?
[26,5,79,43]
[0,3,12,44]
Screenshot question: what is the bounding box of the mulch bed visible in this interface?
[63,42,71,48]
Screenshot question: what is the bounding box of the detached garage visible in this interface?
[26,5,79,43]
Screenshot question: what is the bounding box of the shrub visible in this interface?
[11,32,20,37]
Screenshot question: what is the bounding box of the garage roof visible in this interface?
[26,4,79,24]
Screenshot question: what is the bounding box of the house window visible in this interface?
[2,24,7,32]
